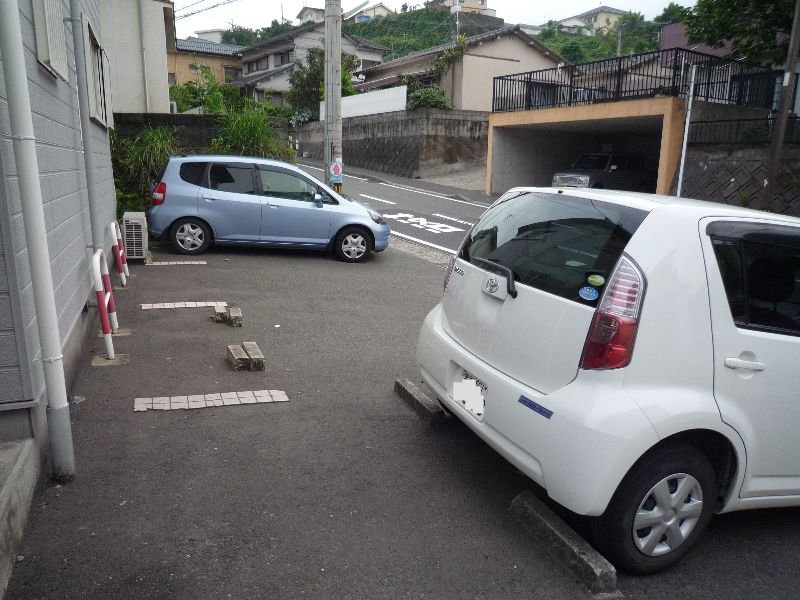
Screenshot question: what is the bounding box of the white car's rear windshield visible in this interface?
[460,191,648,304]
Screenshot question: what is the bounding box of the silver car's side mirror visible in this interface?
[314,193,324,207]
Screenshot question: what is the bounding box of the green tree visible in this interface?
[222,20,295,47]
[169,65,227,114]
[222,25,257,46]
[685,0,795,65]
[286,49,359,120]
[654,2,689,25]
[256,19,296,42]
[611,12,660,55]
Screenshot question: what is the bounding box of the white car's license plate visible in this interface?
[452,369,486,420]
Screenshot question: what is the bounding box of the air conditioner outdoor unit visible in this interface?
[122,212,148,260]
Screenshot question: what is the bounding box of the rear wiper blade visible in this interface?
[472,257,518,299]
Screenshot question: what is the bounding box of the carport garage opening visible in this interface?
[490,115,664,194]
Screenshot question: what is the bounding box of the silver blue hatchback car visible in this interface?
[147,155,390,262]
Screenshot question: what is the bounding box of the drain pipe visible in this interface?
[137,0,151,112]
[0,4,76,480]
[68,0,105,253]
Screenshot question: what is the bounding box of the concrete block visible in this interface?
[226,307,243,327]
[393,378,450,427]
[226,345,249,371]
[510,491,620,597]
[212,305,227,323]
[242,341,265,371]
[0,440,40,597]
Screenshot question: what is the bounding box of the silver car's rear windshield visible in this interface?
[460,191,648,304]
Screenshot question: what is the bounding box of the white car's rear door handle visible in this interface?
[724,357,766,371]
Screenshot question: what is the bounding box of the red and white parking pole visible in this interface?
[92,249,119,359]
[109,221,128,286]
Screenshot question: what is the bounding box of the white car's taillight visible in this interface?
[443,256,456,294]
[580,256,644,370]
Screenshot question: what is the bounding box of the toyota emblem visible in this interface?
[485,278,499,294]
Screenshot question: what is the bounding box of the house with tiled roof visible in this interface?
[168,37,244,86]
[356,25,566,112]
[237,22,388,105]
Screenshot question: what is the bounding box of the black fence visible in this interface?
[493,48,781,113]
[688,117,800,146]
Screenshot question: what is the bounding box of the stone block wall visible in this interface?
[671,146,800,216]
[294,108,489,179]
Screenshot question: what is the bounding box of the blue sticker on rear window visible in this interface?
[518,396,553,419]
[578,286,600,301]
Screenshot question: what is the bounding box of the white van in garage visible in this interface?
[416,187,800,573]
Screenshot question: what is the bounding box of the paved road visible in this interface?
[298,163,490,253]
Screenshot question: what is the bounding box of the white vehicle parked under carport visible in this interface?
[417,187,800,573]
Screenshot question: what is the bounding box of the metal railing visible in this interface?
[493,48,781,113]
[688,116,800,146]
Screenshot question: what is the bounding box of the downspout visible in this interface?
[0,3,76,481]
[138,0,151,112]
[68,0,105,253]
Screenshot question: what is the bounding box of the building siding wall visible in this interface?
[0,0,116,442]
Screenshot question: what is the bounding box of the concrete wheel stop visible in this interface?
[510,491,622,598]
[393,378,451,426]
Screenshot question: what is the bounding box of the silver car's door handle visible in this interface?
[202,196,218,202]
[724,357,766,371]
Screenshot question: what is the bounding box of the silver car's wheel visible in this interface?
[592,442,716,574]
[335,227,372,263]
[170,218,211,255]
[632,473,704,556]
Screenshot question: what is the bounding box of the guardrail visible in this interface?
[92,249,119,360]
[492,48,782,113]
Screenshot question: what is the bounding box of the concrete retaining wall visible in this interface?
[294,108,489,179]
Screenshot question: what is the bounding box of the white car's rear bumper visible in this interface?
[416,303,660,516]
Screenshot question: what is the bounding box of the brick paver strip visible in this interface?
[147,261,208,266]
[141,301,227,310]
[133,390,289,412]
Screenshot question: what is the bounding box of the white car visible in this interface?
[416,187,800,574]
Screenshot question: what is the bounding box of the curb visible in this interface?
[393,378,451,427]
[510,490,621,598]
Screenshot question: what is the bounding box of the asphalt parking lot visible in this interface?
[7,238,800,599]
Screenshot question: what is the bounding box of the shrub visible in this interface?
[407,86,454,110]
[211,104,295,162]
[110,126,175,217]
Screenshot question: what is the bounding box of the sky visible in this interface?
[173,0,697,39]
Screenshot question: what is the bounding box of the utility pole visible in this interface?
[616,24,623,57]
[324,0,343,193]
[761,0,800,211]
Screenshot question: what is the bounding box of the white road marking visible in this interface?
[134,390,290,412]
[391,231,456,254]
[379,183,488,208]
[383,213,464,233]
[298,164,368,181]
[359,193,396,205]
[432,213,474,226]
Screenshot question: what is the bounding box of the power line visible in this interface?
[174,0,213,14]
[175,0,242,20]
